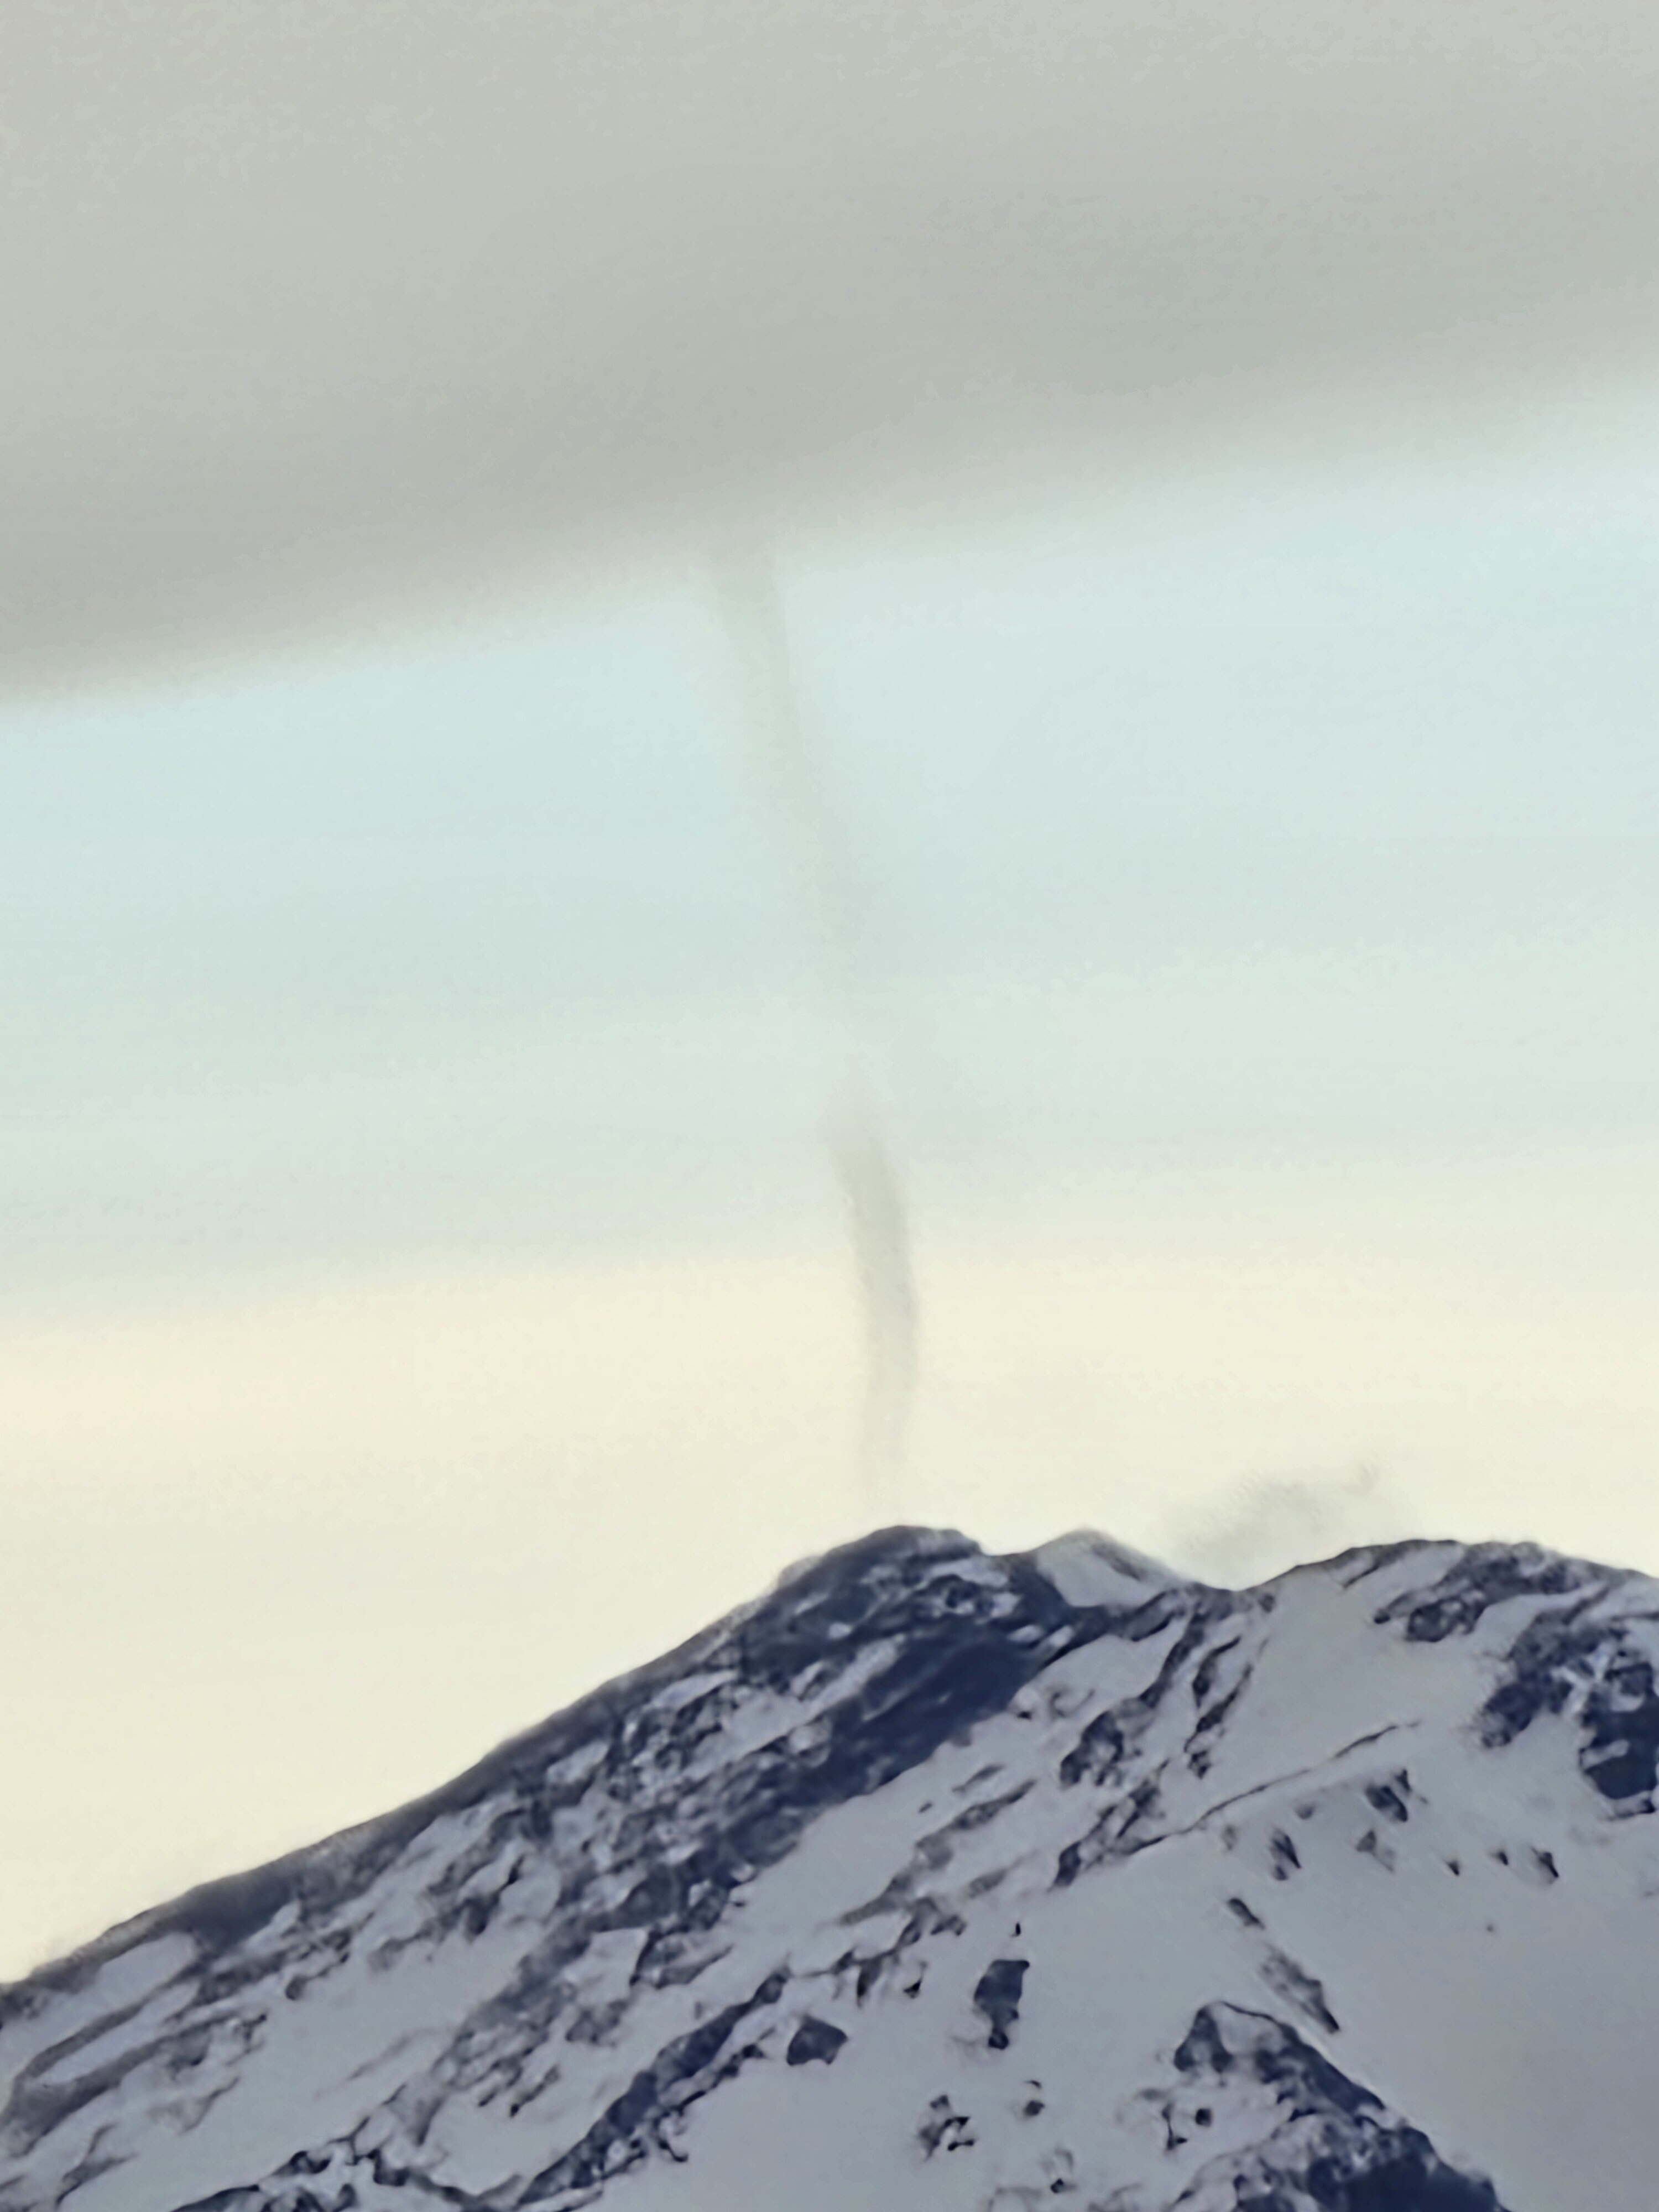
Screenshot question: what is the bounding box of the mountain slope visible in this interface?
[2,1527,1656,2212]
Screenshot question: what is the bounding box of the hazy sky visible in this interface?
[4,1,1659,1985]
[6,382,1659,1976]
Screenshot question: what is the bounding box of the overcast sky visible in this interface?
[4,1,1659,1983]
[5,0,1659,685]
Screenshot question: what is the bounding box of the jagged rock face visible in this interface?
[3,1528,1657,2212]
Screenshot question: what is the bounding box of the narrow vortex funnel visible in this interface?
[711,541,920,1526]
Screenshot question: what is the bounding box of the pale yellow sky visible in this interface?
[6,1145,1658,1981]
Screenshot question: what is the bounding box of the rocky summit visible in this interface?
[3,1526,1657,2212]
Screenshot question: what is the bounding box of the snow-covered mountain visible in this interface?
[3,1527,1657,2212]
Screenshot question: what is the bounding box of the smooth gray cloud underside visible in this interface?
[4,0,1657,686]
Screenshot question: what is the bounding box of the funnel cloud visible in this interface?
[713,545,919,1522]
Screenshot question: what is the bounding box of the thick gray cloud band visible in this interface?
[3,0,1657,688]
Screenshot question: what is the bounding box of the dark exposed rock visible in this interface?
[972,1958,1030,2051]
[1478,1606,1659,1806]
[1168,2005,1509,2211]
[785,2017,847,2067]
[1258,1950,1339,2036]
[917,2093,974,2157]
[1363,1774,1412,1824]
[521,1970,789,2202]
[1268,1829,1302,1880]
[1373,1544,1606,1644]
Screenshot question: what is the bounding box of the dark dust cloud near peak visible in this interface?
[4,0,1658,690]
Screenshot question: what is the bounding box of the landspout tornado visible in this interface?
[712,543,919,1526]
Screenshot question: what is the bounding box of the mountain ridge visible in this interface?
[3,1526,1655,2212]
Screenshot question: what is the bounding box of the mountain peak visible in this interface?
[3,1530,1655,2211]
[1026,1529,1188,1608]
